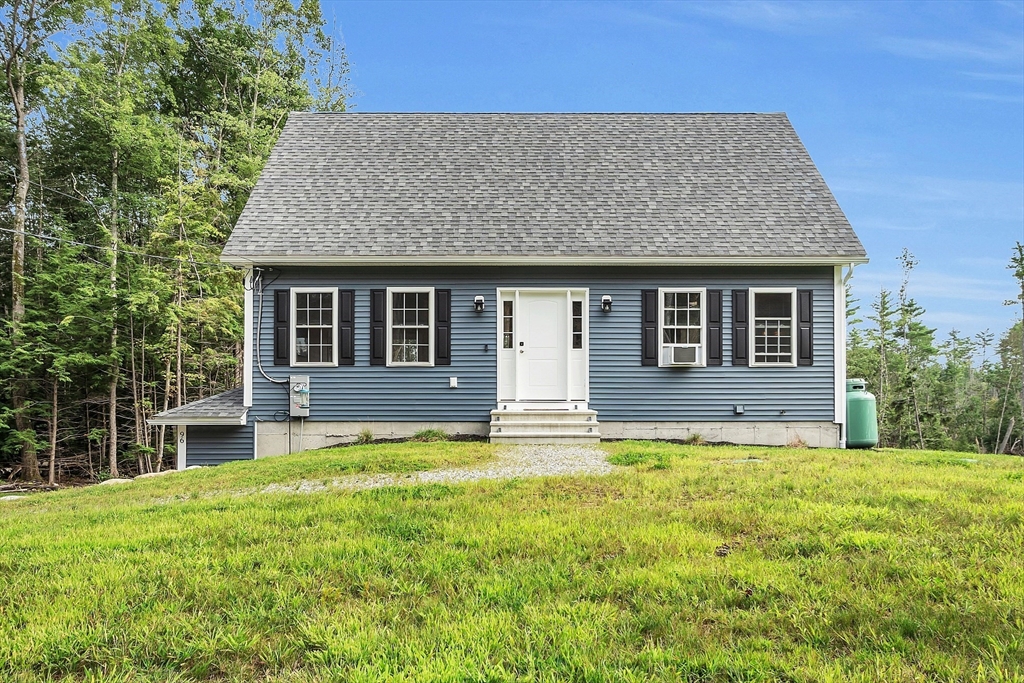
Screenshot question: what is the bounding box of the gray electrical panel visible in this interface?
[289,375,310,417]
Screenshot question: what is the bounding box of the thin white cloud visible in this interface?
[926,310,1009,329]
[674,0,858,32]
[855,219,934,233]
[877,33,1023,63]
[958,70,1024,83]
[959,256,1016,269]
[943,90,1024,103]
[852,270,1015,304]
[832,175,1024,223]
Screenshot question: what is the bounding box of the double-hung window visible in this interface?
[750,288,796,366]
[387,287,434,366]
[292,288,338,366]
[658,288,706,367]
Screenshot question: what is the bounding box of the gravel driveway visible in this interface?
[262,444,615,495]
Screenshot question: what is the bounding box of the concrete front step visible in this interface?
[489,405,601,443]
[495,401,589,411]
[489,434,602,444]
[490,409,599,423]
[489,421,600,435]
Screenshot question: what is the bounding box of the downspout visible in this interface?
[838,262,856,448]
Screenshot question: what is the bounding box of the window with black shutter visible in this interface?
[274,289,290,365]
[797,289,813,366]
[731,289,749,366]
[641,289,659,366]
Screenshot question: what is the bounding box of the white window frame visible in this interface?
[749,287,797,367]
[658,287,707,368]
[386,286,435,367]
[291,287,339,367]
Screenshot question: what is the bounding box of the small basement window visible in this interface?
[292,288,337,366]
[388,287,434,366]
[659,288,705,367]
[750,288,796,366]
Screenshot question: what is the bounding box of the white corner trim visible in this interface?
[834,265,847,446]
[243,269,253,407]
[176,426,187,471]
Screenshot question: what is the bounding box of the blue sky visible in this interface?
[325,0,1024,341]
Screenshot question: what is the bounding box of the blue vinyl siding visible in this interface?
[249,266,835,425]
[187,425,252,466]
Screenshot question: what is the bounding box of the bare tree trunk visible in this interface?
[998,418,1015,455]
[910,379,925,450]
[48,375,58,485]
[156,356,172,472]
[108,148,120,477]
[5,23,39,481]
[129,312,148,473]
[85,403,94,480]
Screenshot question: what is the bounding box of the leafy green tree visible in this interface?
[1,0,88,480]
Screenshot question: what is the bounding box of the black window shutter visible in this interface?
[797,289,814,366]
[706,289,723,366]
[273,289,290,365]
[339,289,355,365]
[641,289,658,366]
[370,289,386,366]
[731,289,749,366]
[435,289,452,365]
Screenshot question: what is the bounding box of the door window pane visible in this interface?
[502,300,513,349]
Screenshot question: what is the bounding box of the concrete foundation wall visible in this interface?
[599,421,841,448]
[256,420,489,458]
[256,419,840,457]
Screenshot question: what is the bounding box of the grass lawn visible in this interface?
[1,441,1022,682]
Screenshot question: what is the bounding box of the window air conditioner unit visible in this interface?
[663,344,701,366]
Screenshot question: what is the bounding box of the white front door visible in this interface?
[517,292,568,401]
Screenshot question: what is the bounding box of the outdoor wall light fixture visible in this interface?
[474,295,485,312]
[601,295,613,312]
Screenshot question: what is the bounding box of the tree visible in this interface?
[0,0,350,482]
[0,0,86,480]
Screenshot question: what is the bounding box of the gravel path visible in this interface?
[262,444,615,495]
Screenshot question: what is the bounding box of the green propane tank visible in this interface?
[846,379,879,449]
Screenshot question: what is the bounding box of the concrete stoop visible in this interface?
[489,408,601,444]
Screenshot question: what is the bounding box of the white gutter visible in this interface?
[221,254,870,267]
[147,410,248,427]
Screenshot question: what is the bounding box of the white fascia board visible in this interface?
[221,254,870,267]
[147,410,248,427]
[243,269,254,407]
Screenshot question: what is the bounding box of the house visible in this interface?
[149,113,868,468]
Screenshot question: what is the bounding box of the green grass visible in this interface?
[1,441,1022,682]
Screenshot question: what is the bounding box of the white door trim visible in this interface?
[496,288,589,403]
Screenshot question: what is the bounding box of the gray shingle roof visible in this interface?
[149,388,246,424]
[222,113,866,263]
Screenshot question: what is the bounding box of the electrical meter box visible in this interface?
[289,375,310,417]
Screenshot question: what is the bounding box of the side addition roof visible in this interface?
[148,388,247,426]
[222,112,867,266]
